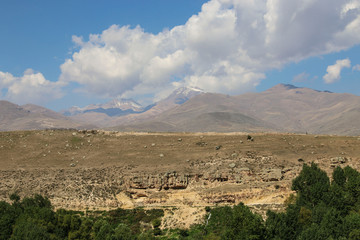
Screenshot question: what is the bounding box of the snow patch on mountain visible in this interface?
[62,87,204,117]
[173,87,204,96]
[63,98,143,116]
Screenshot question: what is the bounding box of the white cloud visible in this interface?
[0,69,65,105]
[0,71,16,89]
[292,72,310,83]
[60,0,360,100]
[323,59,351,83]
[353,64,360,71]
[341,0,360,17]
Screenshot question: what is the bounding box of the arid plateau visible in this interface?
[1,129,359,228]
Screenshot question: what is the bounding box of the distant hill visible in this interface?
[233,84,360,135]
[2,84,360,135]
[111,84,360,135]
[112,92,278,132]
[108,86,205,126]
[67,87,205,127]
[0,101,93,131]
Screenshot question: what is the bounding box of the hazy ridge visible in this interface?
[1,84,360,135]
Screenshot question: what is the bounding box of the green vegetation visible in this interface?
[0,194,163,240]
[2,163,360,239]
[265,163,360,240]
[70,136,83,144]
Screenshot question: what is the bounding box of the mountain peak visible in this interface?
[105,98,142,110]
[165,86,204,105]
[268,84,299,92]
[173,86,204,95]
[63,98,143,116]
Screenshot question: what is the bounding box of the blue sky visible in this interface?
[1,0,360,111]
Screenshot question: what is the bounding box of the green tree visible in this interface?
[344,166,360,208]
[113,223,134,240]
[20,194,52,209]
[292,163,330,207]
[297,223,327,240]
[9,193,20,203]
[0,201,16,239]
[137,229,155,240]
[70,214,81,231]
[97,222,114,240]
[327,182,352,214]
[333,166,346,186]
[205,203,265,239]
[344,212,360,239]
[78,218,94,239]
[318,208,344,238]
[10,218,50,240]
[298,207,312,226]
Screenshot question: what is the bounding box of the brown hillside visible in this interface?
[112,84,360,135]
[0,101,94,131]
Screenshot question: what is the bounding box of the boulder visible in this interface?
[229,163,236,168]
[330,157,348,167]
[261,168,283,181]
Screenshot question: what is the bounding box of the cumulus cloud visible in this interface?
[353,64,360,71]
[0,72,16,89]
[0,69,65,105]
[323,59,351,83]
[60,0,360,100]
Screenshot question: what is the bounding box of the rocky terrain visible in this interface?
[1,130,359,228]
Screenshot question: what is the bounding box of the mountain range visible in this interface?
[65,86,204,127]
[0,101,94,131]
[1,84,359,135]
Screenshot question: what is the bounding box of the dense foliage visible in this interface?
[2,163,360,239]
[264,163,360,240]
[0,194,163,240]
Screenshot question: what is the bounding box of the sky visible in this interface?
[1,0,360,111]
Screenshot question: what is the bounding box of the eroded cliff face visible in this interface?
[0,165,292,228]
[0,151,353,209]
[0,130,359,228]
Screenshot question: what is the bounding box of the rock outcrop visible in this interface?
[128,172,189,190]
